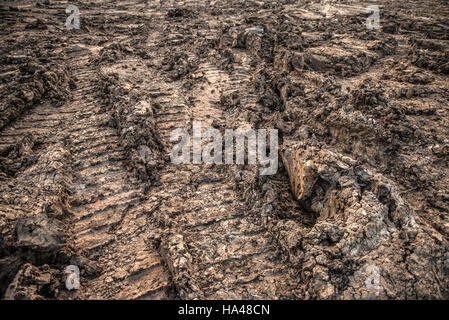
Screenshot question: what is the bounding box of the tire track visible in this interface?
[61,34,173,299]
[145,43,299,299]
[1,1,175,299]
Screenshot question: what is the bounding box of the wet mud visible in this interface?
[0,0,448,299]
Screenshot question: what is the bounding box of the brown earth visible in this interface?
[0,0,448,300]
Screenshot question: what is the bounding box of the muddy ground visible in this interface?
[0,0,448,299]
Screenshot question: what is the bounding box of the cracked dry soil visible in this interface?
[0,0,448,300]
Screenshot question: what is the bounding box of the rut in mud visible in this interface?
[0,12,173,299]
[0,0,299,300]
[1,0,449,300]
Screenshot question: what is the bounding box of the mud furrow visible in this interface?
[63,51,173,299]
[144,48,299,299]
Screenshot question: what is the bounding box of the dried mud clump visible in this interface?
[0,58,72,131]
[3,263,61,300]
[94,43,134,64]
[220,26,275,63]
[255,141,449,299]
[252,68,288,112]
[15,214,65,253]
[411,50,449,75]
[167,8,196,19]
[0,142,73,298]
[99,74,164,182]
[0,134,41,178]
[0,34,72,130]
[147,201,202,300]
[161,52,198,81]
[159,233,202,300]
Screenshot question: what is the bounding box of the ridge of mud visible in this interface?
[0,5,73,132]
